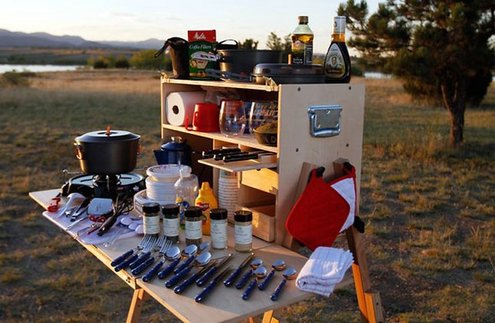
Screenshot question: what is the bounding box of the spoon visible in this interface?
[165,251,212,288]
[175,245,199,274]
[157,245,182,279]
[270,266,298,301]
[258,259,287,290]
[235,258,264,289]
[242,266,267,300]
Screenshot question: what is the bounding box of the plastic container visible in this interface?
[291,16,314,65]
[195,182,218,235]
[174,166,199,228]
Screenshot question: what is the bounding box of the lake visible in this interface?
[0,64,83,74]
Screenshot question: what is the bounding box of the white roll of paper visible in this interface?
[165,91,206,126]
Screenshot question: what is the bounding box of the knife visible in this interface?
[195,253,233,286]
[173,260,217,294]
[195,266,232,303]
[202,147,240,159]
[224,252,254,287]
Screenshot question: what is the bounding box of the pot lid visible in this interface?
[253,63,324,76]
[76,127,140,143]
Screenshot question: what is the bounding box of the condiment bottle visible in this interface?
[210,208,228,250]
[174,166,198,229]
[142,202,161,236]
[184,206,203,246]
[195,182,218,236]
[234,210,253,252]
[291,16,314,65]
[324,16,351,83]
[162,204,180,243]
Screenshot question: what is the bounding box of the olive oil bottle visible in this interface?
[291,16,314,65]
[324,16,351,83]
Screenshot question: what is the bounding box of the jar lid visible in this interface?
[185,206,202,218]
[142,202,160,214]
[234,210,252,222]
[162,204,180,215]
[210,208,228,220]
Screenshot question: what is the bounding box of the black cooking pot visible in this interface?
[74,129,140,175]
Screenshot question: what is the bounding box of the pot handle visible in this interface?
[74,143,84,160]
[216,39,239,50]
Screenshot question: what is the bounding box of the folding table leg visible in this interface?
[126,288,148,323]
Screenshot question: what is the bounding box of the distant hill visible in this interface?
[0,28,163,49]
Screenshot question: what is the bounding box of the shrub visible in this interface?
[0,72,32,87]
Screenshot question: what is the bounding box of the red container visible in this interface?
[192,103,220,132]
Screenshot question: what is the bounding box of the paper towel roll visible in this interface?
[166,91,206,126]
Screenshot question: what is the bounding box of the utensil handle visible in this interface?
[114,254,138,272]
[242,279,258,300]
[165,266,191,288]
[129,251,151,269]
[235,269,253,289]
[224,267,242,287]
[174,272,200,294]
[195,280,217,303]
[97,212,118,236]
[270,278,287,301]
[258,269,275,290]
[158,258,180,279]
[142,260,164,283]
[111,249,134,267]
[131,256,155,276]
[174,255,195,274]
[196,266,217,286]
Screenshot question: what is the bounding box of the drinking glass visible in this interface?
[219,100,246,137]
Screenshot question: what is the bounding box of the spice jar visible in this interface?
[142,202,161,235]
[210,208,228,250]
[184,206,203,246]
[162,204,180,243]
[234,210,253,252]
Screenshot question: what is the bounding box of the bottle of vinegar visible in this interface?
[291,16,314,65]
[324,16,351,83]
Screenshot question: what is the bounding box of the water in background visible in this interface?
[0,64,83,74]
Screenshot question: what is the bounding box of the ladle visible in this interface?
[270,266,298,301]
[165,251,212,288]
[235,258,264,289]
[258,259,287,290]
[157,245,182,279]
[242,266,267,300]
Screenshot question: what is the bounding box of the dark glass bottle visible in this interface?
[324,16,351,83]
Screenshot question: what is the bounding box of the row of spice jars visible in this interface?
[142,202,253,252]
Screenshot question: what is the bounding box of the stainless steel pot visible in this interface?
[74,129,140,175]
[217,49,283,76]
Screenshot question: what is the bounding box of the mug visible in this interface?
[192,103,220,132]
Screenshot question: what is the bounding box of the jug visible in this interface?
[154,136,192,166]
[154,37,189,79]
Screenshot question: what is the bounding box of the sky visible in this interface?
[0,0,380,54]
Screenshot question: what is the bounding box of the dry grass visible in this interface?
[0,71,494,322]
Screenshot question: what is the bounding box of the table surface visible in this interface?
[30,189,314,323]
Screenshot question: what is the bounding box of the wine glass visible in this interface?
[219,100,246,137]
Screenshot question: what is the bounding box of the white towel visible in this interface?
[296,247,354,297]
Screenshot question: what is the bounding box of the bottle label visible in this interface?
[292,40,313,65]
[163,218,179,237]
[325,43,345,78]
[304,43,313,65]
[211,221,227,248]
[143,215,160,235]
[185,220,202,239]
[235,224,252,245]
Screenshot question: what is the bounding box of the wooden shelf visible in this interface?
[162,124,279,153]
[161,75,279,92]
[198,154,277,173]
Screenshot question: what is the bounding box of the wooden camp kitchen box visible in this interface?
[160,76,365,247]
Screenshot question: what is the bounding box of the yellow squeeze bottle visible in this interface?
[195,182,218,235]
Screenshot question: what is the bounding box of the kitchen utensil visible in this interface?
[173,259,218,294]
[131,237,170,276]
[252,63,325,84]
[235,258,264,289]
[111,235,152,268]
[241,266,267,300]
[153,136,192,166]
[142,239,173,282]
[202,147,240,159]
[224,252,255,287]
[165,251,212,288]
[74,127,140,175]
[195,266,233,303]
[196,253,234,286]
[219,100,246,137]
[57,193,86,218]
[157,245,182,279]
[192,102,220,132]
[258,259,287,290]
[126,235,158,270]
[271,266,298,301]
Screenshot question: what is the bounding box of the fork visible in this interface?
[113,235,152,271]
[141,239,173,282]
[128,235,159,270]
[131,237,169,276]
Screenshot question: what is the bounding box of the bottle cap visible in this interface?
[298,16,309,24]
[333,16,346,34]
[142,202,160,214]
[185,206,203,218]
[234,210,253,222]
[162,203,180,215]
[210,208,228,220]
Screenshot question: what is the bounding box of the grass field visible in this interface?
[0,70,494,322]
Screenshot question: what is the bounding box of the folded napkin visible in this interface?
[296,246,354,297]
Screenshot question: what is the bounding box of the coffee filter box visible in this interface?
[188,30,216,79]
